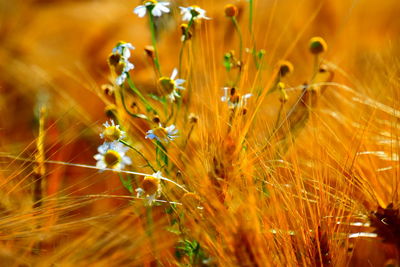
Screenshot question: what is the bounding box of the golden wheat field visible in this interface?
[1,0,400,266]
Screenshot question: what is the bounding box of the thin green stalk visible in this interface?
[120,86,151,120]
[126,74,155,113]
[311,54,320,81]
[231,17,243,85]
[249,0,254,34]
[178,18,194,74]
[149,12,161,77]
[178,41,187,76]
[120,140,156,172]
[231,17,243,64]
[248,0,261,69]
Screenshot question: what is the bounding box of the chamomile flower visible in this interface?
[100,120,126,143]
[109,42,135,86]
[115,61,134,86]
[221,87,252,108]
[158,68,185,102]
[134,0,170,18]
[94,142,132,171]
[112,42,135,59]
[135,171,162,206]
[179,6,210,21]
[146,124,178,143]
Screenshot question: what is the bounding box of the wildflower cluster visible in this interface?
[94,120,131,171]
[93,1,336,264]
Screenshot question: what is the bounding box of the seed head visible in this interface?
[108,53,121,67]
[188,113,199,124]
[224,4,238,17]
[277,60,294,77]
[144,45,155,58]
[309,37,327,55]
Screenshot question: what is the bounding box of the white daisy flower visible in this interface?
[134,0,170,18]
[146,124,178,143]
[158,68,185,102]
[112,42,135,59]
[115,61,134,86]
[100,120,126,143]
[221,87,252,108]
[94,142,132,171]
[135,171,162,206]
[179,6,210,21]
[109,42,135,86]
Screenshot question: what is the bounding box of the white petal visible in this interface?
[123,156,132,165]
[116,73,127,85]
[170,68,178,80]
[158,4,170,13]
[182,13,191,21]
[98,143,109,154]
[125,43,135,50]
[134,6,147,17]
[152,7,162,17]
[243,93,252,99]
[96,161,106,170]
[175,79,185,85]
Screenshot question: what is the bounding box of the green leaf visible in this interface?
[155,140,168,168]
[119,174,133,193]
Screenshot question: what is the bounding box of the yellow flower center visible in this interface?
[143,0,157,5]
[152,127,168,140]
[108,53,121,67]
[102,126,122,142]
[115,61,126,76]
[158,77,176,94]
[104,150,122,168]
[141,176,160,195]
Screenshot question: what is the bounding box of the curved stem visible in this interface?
[120,140,156,172]
[149,12,162,77]
[231,17,243,85]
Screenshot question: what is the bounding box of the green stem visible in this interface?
[249,0,254,34]
[126,74,155,113]
[149,12,162,77]
[178,18,194,74]
[120,86,151,120]
[248,0,260,69]
[120,140,156,172]
[231,17,243,86]
[232,17,243,64]
[155,140,168,170]
[311,54,319,81]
